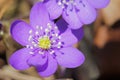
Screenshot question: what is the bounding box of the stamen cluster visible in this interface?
[26,23,63,55]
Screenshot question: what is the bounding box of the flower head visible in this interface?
[44,0,110,29]
[9,2,85,77]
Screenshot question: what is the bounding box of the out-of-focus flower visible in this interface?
[0,22,3,40]
[0,22,2,28]
[43,0,110,29]
[9,2,85,77]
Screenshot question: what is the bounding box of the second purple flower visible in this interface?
[44,0,110,29]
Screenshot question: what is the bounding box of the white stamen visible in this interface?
[30,46,33,49]
[29,30,32,34]
[54,26,58,29]
[50,50,55,54]
[58,42,62,45]
[29,52,34,54]
[62,0,66,3]
[58,1,62,5]
[32,41,35,44]
[52,40,56,43]
[36,25,40,29]
[47,23,51,26]
[33,44,37,47]
[55,33,58,37]
[26,45,30,48]
[38,51,44,54]
[70,0,74,3]
[35,31,39,35]
[28,36,32,41]
[40,26,43,30]
[45,28,49,32]
[58,36,61,39]
[57,0,75,9]
[57,46,61,48]
[48,25,52,29]
[52,34,55,36]
[44,35,48,38]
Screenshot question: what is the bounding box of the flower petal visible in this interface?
[71,27,84,41]
[9,48,32,70]
[28,53,47,66]
[36,55,57,77]
[62,5,83,29]
[76,0,97,24]
[60,29,78,46]
[10,20,33,46]
[30,2,50,29]
[87,0,110,8]
[56,18,68,34]
[45,0,63,19]
[56,47,85,68]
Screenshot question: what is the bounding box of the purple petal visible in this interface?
[87,0,110,9]
[43,0,49,3]
[76,0,97,24]
[56,18,68,34]
[28,53,47,66]
[71,27,84,41]
[45,0,63,19]
[9,48,32,70]
[30,2,50,29]
[60,29,78,46]
[56,47,85,68]
[62,5,83,29]
[36,55,57,77]
[10,20,33,46]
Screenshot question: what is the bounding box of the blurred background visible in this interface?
[0,0,120,80]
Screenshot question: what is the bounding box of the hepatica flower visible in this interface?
[44,0,110,29]
[9,2,85,77]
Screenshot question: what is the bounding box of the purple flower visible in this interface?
[9,2,85,77]
[0,22,3,40]
[44,0,110,29]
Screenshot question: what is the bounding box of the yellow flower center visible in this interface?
[39,36,51,49]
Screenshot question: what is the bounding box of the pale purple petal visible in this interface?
[36,55,57,77]
[76,0,97,24]
[28,53,47,66]
[87,0,110,8]
[30,2,50,29]
[10,20,33,46]
[9,48,32,70]
[45,0,63,19]
[56,47,85,68]
[62,5,83,29]
[60,29,78,47]
[56,18,84,42]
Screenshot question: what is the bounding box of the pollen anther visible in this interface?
[38,36,51,49]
